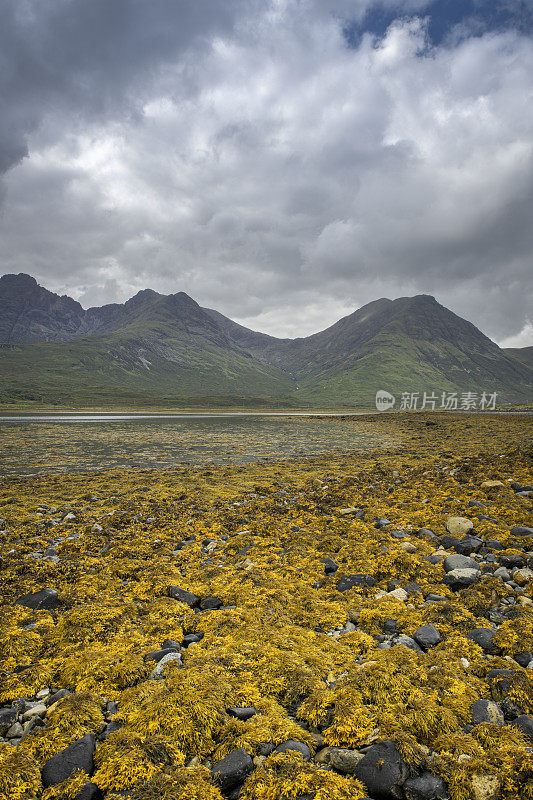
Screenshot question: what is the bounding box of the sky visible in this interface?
[1,0,532,346]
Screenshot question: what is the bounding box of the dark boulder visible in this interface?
[413,625,441,650]
[337,574,376,591]
[228,706,258,721]
[200,596,223,610]
[74,784,104,800]
[466,628,501,655]
[323,557,339,575]
[16,587,61,611]
[511,714,533,744]
[211,748,254,792]
[41,733,96,787]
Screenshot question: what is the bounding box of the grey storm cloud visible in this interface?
[0,0,532,346]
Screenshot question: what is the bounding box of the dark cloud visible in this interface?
[0,1,532,345]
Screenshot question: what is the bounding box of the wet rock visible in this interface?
[443,554,479,573]
[469,699,504,726]
[514,651,533,668]
[16,587,61,610]
[413,624,441,650]
[228,706,258,721]
[354,740,408,799]
[22,703,47,720]
[41,732,95,787]
[100,720,122,739]
[143,646,180,663]
[274,740,311,760]
[47,689,71,705]
[337,574,376,591]
[168,586,200,608]
[211,747,254,791]
[466,628,500,655]
[499,553,526,569]
[374,517,392,528]
[6,721,24,738]
[511,714,533,744]
[403,771,449,800]
[446,517,473,537]
[394,635,422,652]
[200,596,223,610]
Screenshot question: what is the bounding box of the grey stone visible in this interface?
[443,554,479,573]
[413,625,441,650]
[274,740,311,760]
[403,771,449,800]
[149,651,182,679]
[466,628,500,655]
[328,747,364,774]
[168,586,200,607]
[442,568,480,589]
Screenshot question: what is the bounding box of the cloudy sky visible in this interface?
[1,0,532,345]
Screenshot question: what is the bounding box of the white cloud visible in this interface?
[0,1,532,341]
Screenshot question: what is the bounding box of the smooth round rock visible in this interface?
[446,517,473,537]
[211,748,254,791]
[466,628,500,655]
[228,706,258,721]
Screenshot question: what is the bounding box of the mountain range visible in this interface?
[0,272,531,408]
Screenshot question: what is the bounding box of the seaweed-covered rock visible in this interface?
[41,732,96,787]
[274,740,311,760]
[511,714,533,744]
[469,699,504,726]
[354,740,408,798]
[327,747,364,774]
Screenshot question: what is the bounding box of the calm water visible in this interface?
[0,412,394,475]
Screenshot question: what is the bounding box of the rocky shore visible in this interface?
[0,413,532,800]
